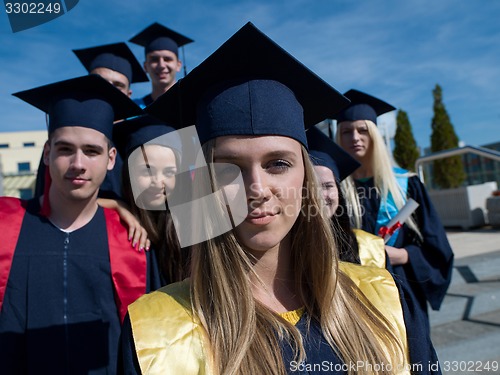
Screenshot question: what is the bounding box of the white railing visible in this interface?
[415,145,500,184]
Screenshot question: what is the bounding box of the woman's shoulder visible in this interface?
[405,174,432,203]
[392,167,428,199]
[129,279,193,321]
[339,261,391,284]
[128,279,213,374]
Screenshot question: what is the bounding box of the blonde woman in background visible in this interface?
[307,125,441,371]
[336,89,454,326]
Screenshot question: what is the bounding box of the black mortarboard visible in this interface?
[307,126,360,182]
[129,22,193,56]
[146,22,349,148]
[13,74,143,140]
[113,114,181,159]
[336,89,396,125]
[73,42,149,83]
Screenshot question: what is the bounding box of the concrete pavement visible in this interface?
[430,226,500,375]
[445,226,500,259]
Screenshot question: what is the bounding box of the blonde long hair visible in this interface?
[337,120,421,237]
[190,139,405,375]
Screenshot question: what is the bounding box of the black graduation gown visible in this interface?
[397,274,442,374]
[355,176,454,316]
[0,199,161,375]
[132,94,154,109]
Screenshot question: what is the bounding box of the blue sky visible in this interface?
[1,0,499,152]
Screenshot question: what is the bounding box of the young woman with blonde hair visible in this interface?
[336,89,454,322]
[308,125,441,370]
[121,24,440,375]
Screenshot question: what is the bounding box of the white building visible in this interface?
[0,130,47,198]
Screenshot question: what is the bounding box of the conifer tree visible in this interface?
[430,84,465,188]
[393,109,420,171]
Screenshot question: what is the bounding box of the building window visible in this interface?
[18,162,31,173]
[19,188,33,200]
[0,143,9,148]
[23,142,35,147]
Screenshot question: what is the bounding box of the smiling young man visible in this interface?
[34,43,149,200]
[130,22,193,107]
[0,75,161,375]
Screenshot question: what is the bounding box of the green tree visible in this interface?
[393,109,420,171]
[430,84,465,188]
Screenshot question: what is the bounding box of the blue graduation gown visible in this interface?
[355,175,454,315]
[0,198,161,375]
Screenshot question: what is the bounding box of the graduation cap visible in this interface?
[73,42,149,84]
[336,89,396,125]
[13,74,143,140]
[129,22,193,57]
[113,114,181,159]
[146,22,350,148]
[306,126,360,182]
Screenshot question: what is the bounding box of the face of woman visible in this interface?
[313,165,338,218]
[129,144,177,209]
[213,135,305,253]
[338,120,372,162]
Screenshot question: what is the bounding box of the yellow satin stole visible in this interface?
[129,264,409,374]
[353,228,387,268]
[340,262,410,373]
[128,280,213,375]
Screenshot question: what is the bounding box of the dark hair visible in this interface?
[331,186,360,264]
